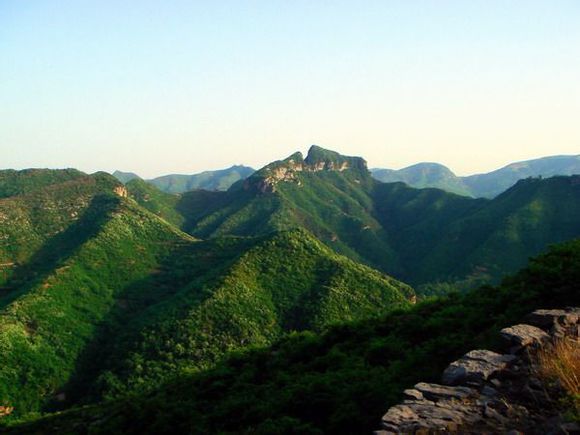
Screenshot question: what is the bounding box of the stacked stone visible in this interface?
[375,307,580,435]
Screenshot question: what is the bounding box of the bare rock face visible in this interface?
[375,308,580,435]
[113,185,128,198]
[243,146,368,193]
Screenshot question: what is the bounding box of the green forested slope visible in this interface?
[125,178,185,228]
[0,192,192,415]
[176,148,402,275]
[414,176,580,283]
[0,168,413,420]
[10,238,579,434]
[169,146,580,286]
[0,169,87,199]
[80,229,412,403]
[0,172,122,286]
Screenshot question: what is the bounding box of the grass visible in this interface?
[535,338,580,419]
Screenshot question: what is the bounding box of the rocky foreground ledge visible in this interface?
[375,308,580,434]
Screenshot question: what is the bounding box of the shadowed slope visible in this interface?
[9,239,579,434]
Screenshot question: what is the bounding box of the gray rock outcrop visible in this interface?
[375,307,580,434]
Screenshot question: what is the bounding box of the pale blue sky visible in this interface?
[1,1,579,177]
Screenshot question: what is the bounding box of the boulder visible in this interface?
[442,350,515,385]
[525,308,580,330]
[500,324,550,349]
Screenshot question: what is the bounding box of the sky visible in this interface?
[1,1,579,178]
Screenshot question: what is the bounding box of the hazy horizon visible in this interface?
[2,1,579,178]
[4,146,579,180]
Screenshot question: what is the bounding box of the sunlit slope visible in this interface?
[0,171,124,286]
[178,147,403,275]
[0,169,413,417]
[174,147,580,285]
[73,228,413,402]
[125,178,185,227]
[0,194,192,415]
[0,168,87,199]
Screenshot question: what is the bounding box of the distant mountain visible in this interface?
[371,163,471,196]
[111,170,141,184]
[113,165,255,193]
[150,165,255,193]
[463,155,580,198]
[372,155,580,198]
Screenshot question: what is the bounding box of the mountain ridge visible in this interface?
[113,165,255,194]
[372,154,580,198]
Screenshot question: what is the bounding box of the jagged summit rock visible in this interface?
[244,145,369,193]
[304,145,368,172]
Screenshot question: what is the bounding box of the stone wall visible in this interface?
[375,308,580,434]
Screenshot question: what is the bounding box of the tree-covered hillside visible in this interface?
[8,238,579,434]
[161,146,580,286]
[0,171,123,286]
[0,168,412,420]
[0,168,87,199]
[1,150,579,433]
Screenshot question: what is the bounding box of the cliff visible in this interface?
[244,145,368,193]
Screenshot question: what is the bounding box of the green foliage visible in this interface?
[0,169,413,421]
[0,171,122,285]
[176,147,580,286]
[1,155,580,434]
[8,239,580,434]
[0,169,86,199]
[72,229,411,403]
[125,178,185,228]
[0,193,189,415]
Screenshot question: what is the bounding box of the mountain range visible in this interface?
[371,154,580,198]
[1,146,579,433]
[120,146,580,286]
[113,165,255,193]
[113,154,580,199]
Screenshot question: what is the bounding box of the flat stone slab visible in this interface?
[525,308,580,329]
[403,388,424,401]
[381,400,483,432]
[500,324,550,348]
[414,382,477,401]
[442,350,515,385]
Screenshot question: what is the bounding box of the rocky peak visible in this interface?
[244,146,368,193]
[304,145,367,172]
